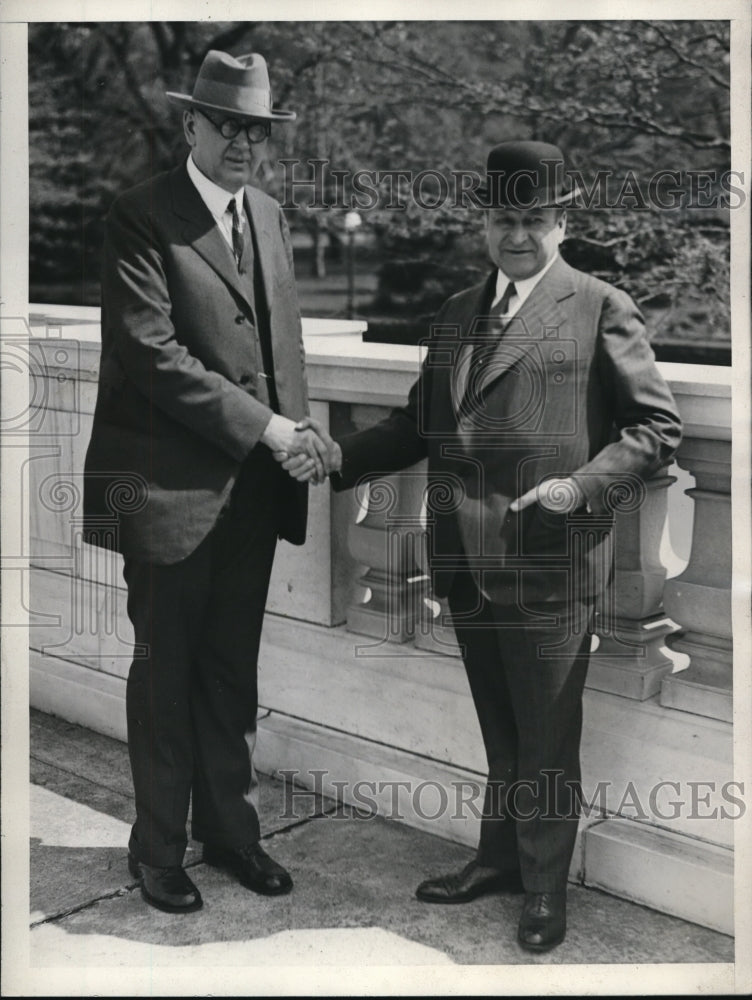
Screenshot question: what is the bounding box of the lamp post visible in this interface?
[344,210,362,319]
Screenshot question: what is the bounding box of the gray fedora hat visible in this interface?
[166,50,296,122]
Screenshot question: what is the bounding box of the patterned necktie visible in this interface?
[228,197,245,270]
[454,281,517,416]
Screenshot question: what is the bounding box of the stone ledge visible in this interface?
[583,818,734,936]
[256,710,483,850]
[28,305,732,417]
[29,649,127,742]
[661,662,734,723]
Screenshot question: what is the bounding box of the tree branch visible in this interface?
[644,20,730,91]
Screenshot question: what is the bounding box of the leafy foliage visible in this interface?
[29,20,730,343]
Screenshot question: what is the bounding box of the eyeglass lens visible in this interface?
[199,110,269,143]
[219,119,270,143]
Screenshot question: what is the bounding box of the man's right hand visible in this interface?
[261,414,326,480]
[271,416,341,484]
[262,414,340,483]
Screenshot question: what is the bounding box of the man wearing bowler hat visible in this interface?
[287,140,682,951]
[83,50,338,913]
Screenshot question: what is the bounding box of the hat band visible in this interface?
[193,79,272,114]
[483,168,571,207]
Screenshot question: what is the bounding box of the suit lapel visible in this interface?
[436,275,495,423]
[170,160,255,310]
[461,273,497,342]
[477,257,576,395]
[244,188,275,312]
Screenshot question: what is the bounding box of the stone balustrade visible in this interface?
[316,346,732,725]
[24,306,735,935]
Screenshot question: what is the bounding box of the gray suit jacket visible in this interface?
[83,160,309,564]
[335,258,682,604]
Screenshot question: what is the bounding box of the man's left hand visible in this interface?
[510,477,585,514]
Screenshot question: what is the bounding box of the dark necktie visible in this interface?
[491,279,517,323]
[455,281,517,416]
[228,197,245,270]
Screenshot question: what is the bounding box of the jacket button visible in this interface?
[239,373,253,386]
[235,314,246,324]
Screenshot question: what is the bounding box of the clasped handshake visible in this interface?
[260,413,588,512]
[261,414,342,485]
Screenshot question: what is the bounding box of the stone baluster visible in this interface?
[587,471,678,699]
[344,405,425,644]
[660,435,732,722]
[413,473,462,657]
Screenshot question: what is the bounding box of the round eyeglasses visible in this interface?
[197,109,271,144]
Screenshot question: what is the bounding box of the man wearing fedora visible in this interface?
[286,140,682,951]
[83,50,338,913]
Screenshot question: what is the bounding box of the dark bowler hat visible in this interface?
[166,50,296,121]
[478,140,578,208]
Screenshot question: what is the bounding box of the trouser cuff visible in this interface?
[129,831,186,869]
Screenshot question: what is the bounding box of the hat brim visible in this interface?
[473,184,581,209]
[166,92,296,122]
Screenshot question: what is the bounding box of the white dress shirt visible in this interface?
[187,154,245,248]
[489,251,560,317]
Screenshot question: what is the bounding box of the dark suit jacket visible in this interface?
[83,160,309,565]
[335,258,682,604]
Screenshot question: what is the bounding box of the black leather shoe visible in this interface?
[518,891,567,952]
[127,853,202,913]
[203,842,293,896]
[415,860,524,904]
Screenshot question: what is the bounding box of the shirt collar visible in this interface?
[494,251,559,306]
[187,154,245,222]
